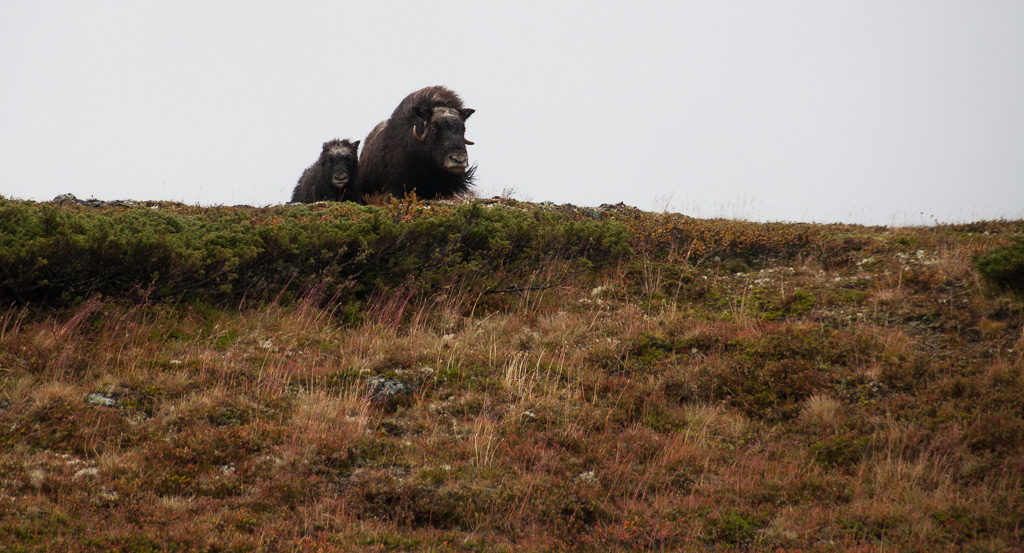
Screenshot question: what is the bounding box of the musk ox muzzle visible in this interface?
[444,152,469,174]
[331,172,350,188]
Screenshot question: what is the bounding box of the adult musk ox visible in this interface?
[356,86,475,201]
[291,139,360,203]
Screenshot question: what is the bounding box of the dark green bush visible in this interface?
[975,238,1024,294]
[0,199,631,307]
[707,509,763,545]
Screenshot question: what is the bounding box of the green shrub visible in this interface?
[811,433,870,468]
[707,509,763,545]
[975,238,1024,294]
[0,199,631,307]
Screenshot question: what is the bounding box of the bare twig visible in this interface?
[482,283,560,295]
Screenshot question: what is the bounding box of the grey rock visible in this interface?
[52,194,143,208]
[366,377,417,403]
[53,193,82,205]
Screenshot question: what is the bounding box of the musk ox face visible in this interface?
[322,140,359,190]
[410,105,475,175]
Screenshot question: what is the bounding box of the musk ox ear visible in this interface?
[351,140,360,150]
[459,108,475,120]
[322,141,334,152]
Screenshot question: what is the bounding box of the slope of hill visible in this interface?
[1,196,1022,551]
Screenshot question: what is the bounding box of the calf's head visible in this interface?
[320,139,360,190]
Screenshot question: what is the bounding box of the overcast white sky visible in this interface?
[2,2,1022,225]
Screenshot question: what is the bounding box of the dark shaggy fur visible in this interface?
[291,139,360,203]
[355,86,476,202]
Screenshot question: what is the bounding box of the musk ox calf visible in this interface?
[355,86,475,202]
[291,139,360,203]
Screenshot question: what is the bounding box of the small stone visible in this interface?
[575,470,598,484]
[86,392,118,408]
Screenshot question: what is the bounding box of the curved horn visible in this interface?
[412,123,428,142]
[464,139,475,146]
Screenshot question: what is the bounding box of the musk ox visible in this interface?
[355,86,475,201]
[291,139,360,203]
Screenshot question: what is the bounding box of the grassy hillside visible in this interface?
[1,196,1023,552]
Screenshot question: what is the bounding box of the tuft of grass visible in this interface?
[799,393,844,429]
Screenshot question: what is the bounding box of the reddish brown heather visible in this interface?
[1,204,1023,552]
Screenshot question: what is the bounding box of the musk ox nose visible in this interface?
[331,174,349,188]
[444,152,469,174]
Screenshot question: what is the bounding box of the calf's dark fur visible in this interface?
[291,139,360,203]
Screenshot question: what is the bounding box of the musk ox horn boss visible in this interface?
[356,86,476,202]
[291,138,360,203]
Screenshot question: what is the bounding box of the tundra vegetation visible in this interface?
[1,195,1023,552]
